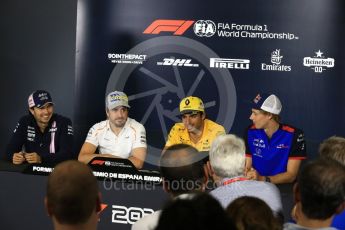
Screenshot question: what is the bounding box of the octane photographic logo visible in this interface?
[261,49,291,72]
[106,36,237,166]
[303,50,335,73]
[193,20,217,37]
[143,19,194,35]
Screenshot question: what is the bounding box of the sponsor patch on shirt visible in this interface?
[27,126,36,142]
[276,144,289,149]
[297,133,304,142]
[67,125,73,135]
[49,127,57,132]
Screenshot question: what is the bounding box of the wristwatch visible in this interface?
[265,176,271,183]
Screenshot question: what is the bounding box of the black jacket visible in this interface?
[6,113,74,164]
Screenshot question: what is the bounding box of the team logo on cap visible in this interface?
[253,94,261,104]
[185,99,190,105]
[109,94,128,102]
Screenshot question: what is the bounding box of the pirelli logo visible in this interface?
[210,58,250,69]
[143,19,194,35]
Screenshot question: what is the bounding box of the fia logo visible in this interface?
[193,20,216,37]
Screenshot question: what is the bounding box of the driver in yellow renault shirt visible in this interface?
[164,96,226,152]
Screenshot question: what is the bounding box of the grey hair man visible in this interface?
[208,134,283,217]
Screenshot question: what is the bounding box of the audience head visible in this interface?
[226,196,282,230]
[319,136,345,165]
[295,158,345,220]
[155,192,235,230]
[160,144,207,196]
[209,134,246,179]
[45,160,101,228]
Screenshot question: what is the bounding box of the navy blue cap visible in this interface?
[252,93,270,110]
[28,90,53,108]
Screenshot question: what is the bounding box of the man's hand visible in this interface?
[245,167,260,180]
[12,152,26,165]
[24,152,42,163]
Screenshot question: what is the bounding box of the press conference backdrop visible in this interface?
[75,0,345,166]
[1,0,345,229]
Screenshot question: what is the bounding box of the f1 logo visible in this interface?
[90,160,105,165]
[143,19,194,35]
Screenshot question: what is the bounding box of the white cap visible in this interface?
[260,94,282,115]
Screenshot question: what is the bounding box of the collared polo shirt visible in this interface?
[210,177,283,215]
[245,124,307,176]
[86,118,147,158]
[165,119,225,151]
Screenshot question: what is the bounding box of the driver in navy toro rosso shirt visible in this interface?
[6,90,73,165]
[244,93,306,184]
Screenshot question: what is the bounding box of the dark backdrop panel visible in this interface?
[0,0,77,158]
[0,171,167,230]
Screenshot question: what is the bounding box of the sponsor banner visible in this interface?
[92,170,162,183]
[75,0,345,180]
[108,53,147,64]
[210,58,250,69]
[303,50,335,73]
[193,20,299,40]
[157,58,199,67]
[143,19,299,40]
[261,49,292,72]
[22,159,162,184]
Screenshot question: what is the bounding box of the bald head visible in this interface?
[160,144,206,195]
[46,160,99,225]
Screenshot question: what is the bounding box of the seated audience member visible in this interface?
[45,160,101,230]
[318,136,345,229]
[6,90,73,164]
[208,134,283,217]
[227,196,283,230]
[132,144,208,230]
[284,158,345,230]
[155,192,235,230]
[245,93,307,184]
[164,96,225,152]
[78,91,147,169]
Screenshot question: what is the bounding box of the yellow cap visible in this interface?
[179,96,205,114]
